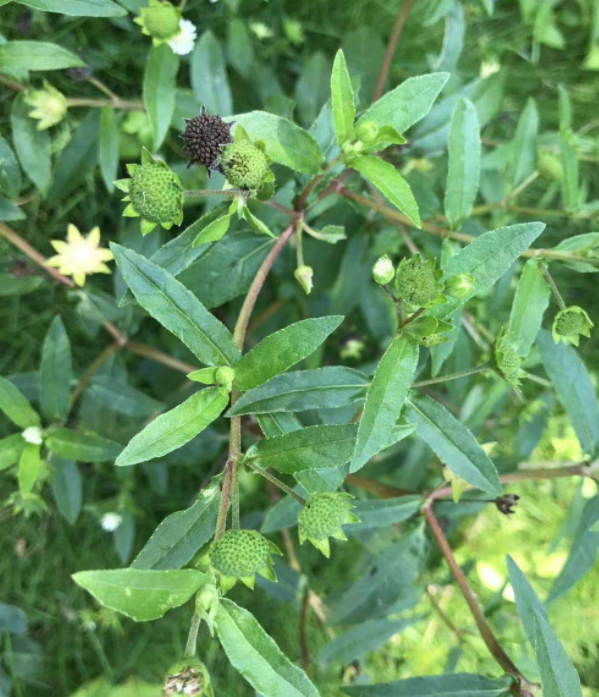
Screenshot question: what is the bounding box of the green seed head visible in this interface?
[144,1,180,40]
[556,310,587,336]
[130,163,183,225]
[298,492,359,556]
[221,141,269,190]
[552,306,593,347]
[210,529,272,579]
[395,254,443,307]
[493,329,521,386]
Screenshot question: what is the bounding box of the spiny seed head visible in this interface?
[221,140,269,190]
[552,306,593,347]
[129,163,184,225]
[298,492,359,557]
[182,108,233,172]
[493,328,521,386]
[140,0,181,41]
[394,254,444,308]
[210,529,278,589]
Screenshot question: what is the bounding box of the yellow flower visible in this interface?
[47,225,113,286]
[24,81,68,130]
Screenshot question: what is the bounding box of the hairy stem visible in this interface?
[540,262,567,310]
[184,612,202,658]
[245,460,308,504]
[413,363,491,388]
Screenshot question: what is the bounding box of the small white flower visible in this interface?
[480,59,501,79]
[168,19,197,56]
[101,512,123,532]
[22,426,43,445]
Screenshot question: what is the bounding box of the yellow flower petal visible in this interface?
[50,240,67,253]
[96,263,112,274]
[67,224,82,243]
[46,255,62,267]
[88,226,101,245]
[74,271,86,286]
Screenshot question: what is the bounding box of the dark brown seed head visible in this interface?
[181,107,233,173]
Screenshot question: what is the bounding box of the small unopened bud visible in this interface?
[355,121,379,145]
[215,366,235,391]
[445,273,475,299]
[537,148,563,182]
[495,494,520,516]
[24,81,68,130]
[294,265,314,294]
[371,255,395,286]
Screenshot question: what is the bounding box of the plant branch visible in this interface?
[423,504,528,683]
[373,0,418,102]
[184,612,202,658]
[184,189,241,198]
[413,363,490,388]
[540,262,567,310]
[245,460,308,504]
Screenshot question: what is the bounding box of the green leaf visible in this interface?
[351,335,418,473]
[0,273,43,296]
[343,673,514,696]
[72,569,207,622]
[318,617,414,666]
[234,316,343,391]
[406,395,502,496]
[510,97,539,187]
[116,387,227,467]
[12,0,126,16]
[507,260,550,357]
[49,110,100,203]
[357,73,450,134]
[434,222,546,319]
[191,31,232,116]
[40,316,72,423]
[10,94,51,194]
[215,598,320,697]
[0,41,85,70]
[537,330,599,459]
[349,495,422,533]
[351,155,420,228]
[507,556,582,697]
[226,19,255,79]
[227,367,369,416]
[0,433,25,471]
[226,112,325,174]
[548,495,599,603]
[143,45,179,151]
[444,98,480,229]
[0,375,40,429]
[18,443,42,496]
[192,211,233,247]
[553,233,599,274]
[111,244,240,367]
[330,529,427,625]
[331,49,355,146]
[132,485,219,570]
[0,196,25,221]
[46,429,122,463]
[88,377,162,417]
[247,424,358,474]
[98,106,119,193]
[51,459,82,524]
[560,130,579,214]
[0,133,21,198]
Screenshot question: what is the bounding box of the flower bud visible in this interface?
[371,255,395,286]
[215,366,235,391]
[24,81,67,130]
[21,426,43,445]
[294,265,314,294]
[537,148,563,182]
[552,306,593,347]
[445,273,475,299]
[355,121,379,145]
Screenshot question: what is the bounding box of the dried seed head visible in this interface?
[181,108,233,172]
[162,664,205,696]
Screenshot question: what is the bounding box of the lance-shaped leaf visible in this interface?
[0,434,26,471]
[247,424,358,474]
[132,484,220,570]
[510,97,538,188]
[228,367,369,416]
[0,41,85,71]
[52,459,81,525]
[351,335,418,473]
[507,556,582,697]
[331,49,355,146]
[11,93,51,194]
[18,443,42,496]
[343,673,514,696]
[351,155,420,228]
[144,45,179,150]
[406,395,502,497]
[348,495,422,533]
[111,244,240,367]
[72,569,207,622]
[98,105,119,193]
[191,31,232,116]
[116,387,228,467]
[88,377,162,418]
[444,98,480,229]
[0,376,40,429]
[12,0,127,17]
[560,129,579,214]
[548,495,599,603]
[538,330,599,459]
[215,598,320,697]
[507,260,550,357]
[234,316,343,391]
[47,429,122,463]
[226,111,325,174]
[433,222,546,319]
[357,72,450,134]
[40,316,72,423]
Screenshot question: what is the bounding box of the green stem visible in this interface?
[540,262,567,310]
[245,460,308,504]
[184,189,240,198]
[400,306,425,329]
[413,363,490,388]
[184,612,202,658]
